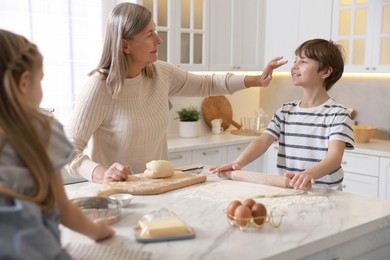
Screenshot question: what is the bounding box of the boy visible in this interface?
[211,39,354,190]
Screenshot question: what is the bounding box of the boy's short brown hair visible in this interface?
[295,39,344,91]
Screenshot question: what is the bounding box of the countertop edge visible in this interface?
[168,134,390,158]
[266,215,390,259]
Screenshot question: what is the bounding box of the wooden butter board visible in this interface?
[97,172,207,196]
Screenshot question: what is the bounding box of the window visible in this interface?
[0,0,116,124]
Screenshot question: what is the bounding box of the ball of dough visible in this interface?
[144,160,175,179]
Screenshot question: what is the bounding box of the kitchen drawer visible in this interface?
[343,172,379,197]
[192,147,227,167]
[262,144,278,175]
[379,157,390,200]
[341,153,380,177]
[168,151,192,167]
[61,168,86,185]
[227,143,263,172]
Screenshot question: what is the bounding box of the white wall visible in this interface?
[259,74,390,140]
[167,87,261,136]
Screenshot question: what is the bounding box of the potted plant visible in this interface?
[176,106,201,138]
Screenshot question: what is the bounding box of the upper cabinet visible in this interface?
[332,0,390,73]
[144,0,264,71]
[209,0,265,71]
[143,0,210,71]
[264,0,332,72]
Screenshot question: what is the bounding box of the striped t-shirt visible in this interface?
[264,98,354,188]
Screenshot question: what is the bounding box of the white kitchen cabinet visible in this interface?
[168,151,192,167]
[332,0,390,73]
[301,222,390,260]
[343,172,379,197]
[209,0,265,71]
[341,152,380,197]
[192,146,227,166]
[264,0,332,71]
[143,0,210,70]
[379,157,390,200]
[262,143,278,174]
[227,143,263,172]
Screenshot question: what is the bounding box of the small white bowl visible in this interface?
[109,193,133,207]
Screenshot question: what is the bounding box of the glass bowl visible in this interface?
[70,196,121,222]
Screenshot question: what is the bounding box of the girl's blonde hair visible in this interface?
[0,29,55,212]
[89,3,155,98]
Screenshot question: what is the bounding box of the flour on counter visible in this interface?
[181,180,338,210]
[193,180,305,199]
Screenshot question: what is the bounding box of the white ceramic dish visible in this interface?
[109,193,133,207]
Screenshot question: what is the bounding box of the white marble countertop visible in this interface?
[168,132,390,157]
[61,170,390,260]
[167,132,257,152]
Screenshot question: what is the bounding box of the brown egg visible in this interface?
[251,203,267,225]
[242,198,256,209]
[226,200,242,220]
[234,205,252,227]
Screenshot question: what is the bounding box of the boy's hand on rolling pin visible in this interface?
[285,172,314,190]
[210,163,242,179]
[210,163,242,173]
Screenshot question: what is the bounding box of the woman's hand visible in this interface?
[284,172,314,190]
[103,163,132,182]
[259,56,288,87]
[244,56,288,88]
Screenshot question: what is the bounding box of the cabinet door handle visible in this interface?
[202,150,219,156]
[169,155,183,160]
[236,147,242,151]
[341,161,347,165]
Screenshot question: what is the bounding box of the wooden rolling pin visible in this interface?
[230,170,290,188]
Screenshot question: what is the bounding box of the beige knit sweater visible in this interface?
[65,61,246,180]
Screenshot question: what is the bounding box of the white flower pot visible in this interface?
[179,121,199,138]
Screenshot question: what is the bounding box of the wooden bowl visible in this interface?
[353,125,377,143]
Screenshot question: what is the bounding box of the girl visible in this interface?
[0,29,115,259]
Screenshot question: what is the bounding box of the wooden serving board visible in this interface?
[97,172,207,196]
[202,96,241,130]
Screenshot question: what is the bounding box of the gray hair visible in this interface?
[90,3,155,97]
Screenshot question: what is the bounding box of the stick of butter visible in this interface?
[139,216,188,237]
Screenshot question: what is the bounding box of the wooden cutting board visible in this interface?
[202,96,241,130]
[96,172,207,196]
